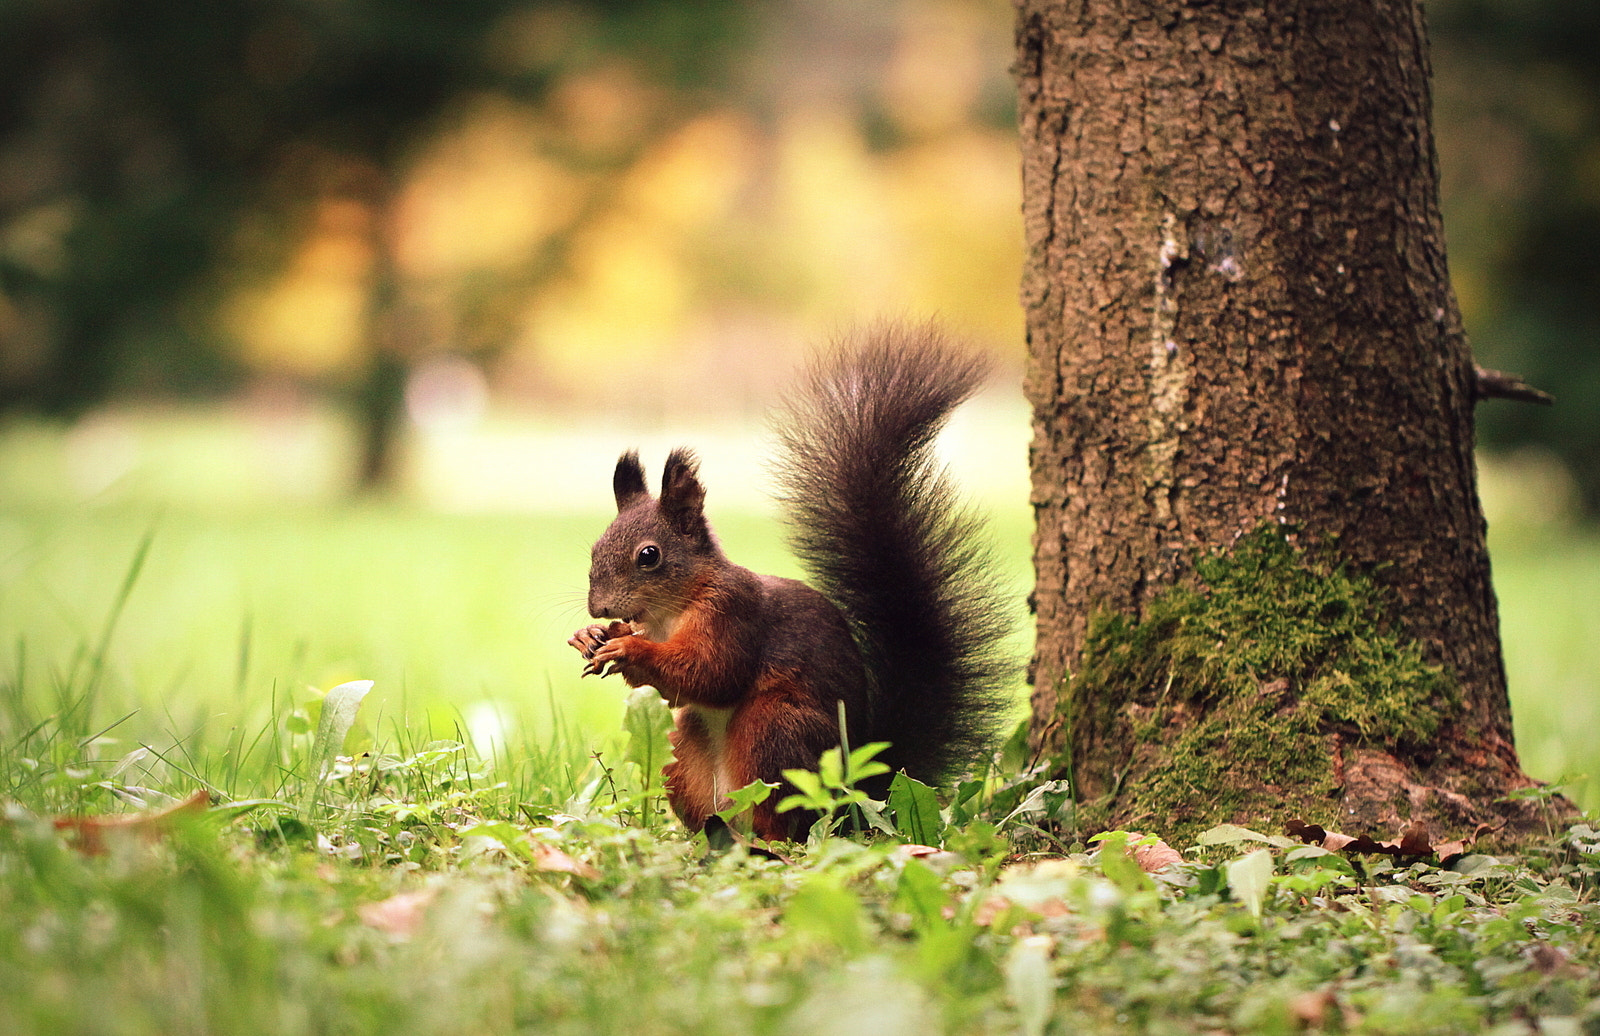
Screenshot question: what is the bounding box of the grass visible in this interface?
[1,500,608,748]
[1494,532,1600,809]
[2,662,1597,1035]
[1,411,1598,1035]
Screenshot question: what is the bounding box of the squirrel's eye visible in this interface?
[636,544,661,570]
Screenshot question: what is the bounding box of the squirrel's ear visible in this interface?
[659,448,711,543]
[613,452,649,511]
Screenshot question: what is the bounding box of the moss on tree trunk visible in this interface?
[1057,527,1566,848]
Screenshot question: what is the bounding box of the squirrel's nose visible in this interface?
[587,590,617,620]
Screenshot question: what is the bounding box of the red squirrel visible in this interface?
[568,324,1013,840]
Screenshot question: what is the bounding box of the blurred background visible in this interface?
[0,0,1593,510]
[0,0,1026,510]
[0,0,1595,807]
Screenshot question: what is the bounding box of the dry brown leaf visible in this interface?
[1528,942,1576,977]
[357,887,440,937]
[966,888,1017,920]
[1036,897,1071,918]
[973,892,1074,926]
[971,894,1008,927]
[53,789,210,855]
[1285,818,1474,861]
[891,844,963,873]
[530,842,601,881]
[1288,986,1337,1028]
[1396,820,1433,856]
[1131,838,1185,873]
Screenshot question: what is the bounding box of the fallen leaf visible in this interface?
[1131,838,1185,873]
[1289,986,1337,1028]
[357,886,440,937]
[1285,818,1475,862]
[53,788,210,855]
[972,894,1003,926]
[1528,942,1575,977]
[530,842,602,881]
[891,843,963,872]
[1396,820,1433,856]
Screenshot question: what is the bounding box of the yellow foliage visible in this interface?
[396,97,585,280]
[226,200,374,378]
[223,1,1027,389]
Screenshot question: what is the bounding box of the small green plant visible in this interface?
[300,679,373,818]
[712,777,779,841]
[778,740,894,842]
[621,686,673,828]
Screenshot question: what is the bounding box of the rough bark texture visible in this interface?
[1015,0,1562,842]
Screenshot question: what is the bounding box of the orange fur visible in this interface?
[596,589,756,710]
[661,720,722,831]
[662,670,838,841]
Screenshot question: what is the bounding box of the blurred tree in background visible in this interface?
[1431,0,1600,514]
[0,0,1594,506]
[0,0,745,486]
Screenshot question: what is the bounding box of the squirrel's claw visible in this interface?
[571,621,636,677]
[568,630,598,659]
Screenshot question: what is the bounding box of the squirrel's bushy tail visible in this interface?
[773,323,1015,784]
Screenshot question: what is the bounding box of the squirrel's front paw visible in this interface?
[567,624,608,659]
[586,633,643,679]
[569,621,635,676]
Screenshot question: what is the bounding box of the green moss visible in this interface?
[1061,525,1458,842]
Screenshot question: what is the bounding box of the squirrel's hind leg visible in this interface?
[727,682,841,842]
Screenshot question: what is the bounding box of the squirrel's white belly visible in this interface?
[678,704,736,805]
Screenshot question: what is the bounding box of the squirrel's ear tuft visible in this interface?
[659,448,711,543]
[613,452,649,511]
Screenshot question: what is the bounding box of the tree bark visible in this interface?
[1015,0,1563,841]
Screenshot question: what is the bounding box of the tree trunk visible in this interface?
[352,165,412,495]
[1015,0,1564,843]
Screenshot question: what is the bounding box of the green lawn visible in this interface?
[1,413,1597,1035]
[1,410,1592,810]
[1493,533,1600,809]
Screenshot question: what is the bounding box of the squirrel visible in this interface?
[568,324,1014,841]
